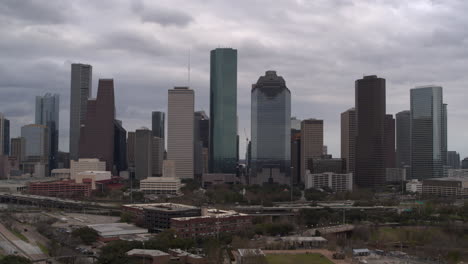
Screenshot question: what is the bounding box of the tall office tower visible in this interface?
[135,128,152,180]
[300,119,324,183]
[447,151,460,169]
[35,93,60,170]
[290,130,301,184]
[69,63,92,161]
[291,117,301,130]
[384,114,396,168]
[21,124,49,162]
[251,71,291,185]
[0,114,9,155]
[11,137,25,162]
[210,48,238,174]
[114,120,127,172]
[341,108,356,175]
[79,79,115,172]
[127,132,136,168]
[194,111,209,178]
[152,137,164,176]
[442,104,448,166]
[167,87,194,179]
[410,86,445,180]
[396,110,411,169]
[151,111,165,141]
[355,75,386,188]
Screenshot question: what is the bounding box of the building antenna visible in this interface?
[188,48,191,87]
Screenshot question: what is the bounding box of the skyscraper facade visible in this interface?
[251,71,291,185]
[410,86,445,180]
[301,119,324,183]
[167,87,194,179]
[151,111,165,141]
[152,137,164,177]
[355,75,386,188]
[447,151,460,169]
[135,128,152,180]
[341,108,356,175]
[0,114,9,155]
[70,63,92,161]
[127,132,136,168]
[21,124,49,162]
[10,137,25,162]
[114,120,127,172]
[396,110,411,169]
[290,130,301,184]
[384,114,396,169]
[210,48,238,174]
[79,79,115,172]
[194,111,209,178]
[35,93,60,170]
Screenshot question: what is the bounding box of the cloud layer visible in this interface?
[1,0,467,159]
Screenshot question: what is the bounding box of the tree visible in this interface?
[0,256,32,264]
[72,227,99,245]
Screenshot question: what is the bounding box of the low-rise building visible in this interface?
[75,171,111,190]
[281,236,328,249]
[140,177,181,195]
[143,203,201,232]
[28,180,91,198]
[51,168,71,179]
[304,171,353,192]
[422,177,468,197]
[406,179,422,193]
[201,173,240,188]
[232,249,266,264]
[88,223,148,242]
[448,169,468,178]
[168,249,206,264]
[171,209,253,239]
[126,249,170,264]
[70,159,106,179]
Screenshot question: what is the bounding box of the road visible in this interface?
[0,222,47,263]
[263,249,351,264]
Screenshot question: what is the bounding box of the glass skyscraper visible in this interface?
[209,48,238,174]
[36,93,60,170]
[151,111,165,141]
[410,86,445,180]
[251,71,291,185]
[396,110,411,170]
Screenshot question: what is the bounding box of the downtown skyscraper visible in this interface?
[167,87,194,179]
[0,113,9,156]
[209,48,238,174]
[355,75,386,188]
[341,108,356,175]
[396,110,411,169]
[69,63,92,161]
[151,111,165,141]
[410,86,446,180]
[251,71,291,185]
[35,93,60,170]
[79,79,115,172]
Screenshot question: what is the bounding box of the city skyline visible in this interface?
[1,1,468,159]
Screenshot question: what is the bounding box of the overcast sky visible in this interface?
[1,0,467,159]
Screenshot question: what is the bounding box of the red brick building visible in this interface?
[171,209,252,238]
[28,180,91,198]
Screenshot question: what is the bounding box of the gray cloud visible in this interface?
[0,0,468,159]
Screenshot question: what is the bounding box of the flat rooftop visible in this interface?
[172,209,248,221]
[282,236,327,242]
[127,249,169,257]
[123,203,199,212]
[88,223,147,237]
[237,249,265,257]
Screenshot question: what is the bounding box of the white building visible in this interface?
[70,158,106,179]
[76,171,111,190]
[139,177,181,195]
[305,171,353,192]
[406,179,422,193]
[51,168,71,179]
[448,169,468,178]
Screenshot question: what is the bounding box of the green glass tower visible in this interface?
[209,48,238,173]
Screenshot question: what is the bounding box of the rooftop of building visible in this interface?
[88,223,148,237]
[126,249,169,257]
[77,171,111,175]
[122,203,199,211]
[140,177,181,183]
[74,158,103,163]
[281,236,327,242]
[237,249,265,257]
[424,177,468,182]
[169,249,203,259]
[172,209,247,221]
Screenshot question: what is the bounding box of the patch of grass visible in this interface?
[266,253,333,264]
[10,228,29,242]
[37,242,49,255]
